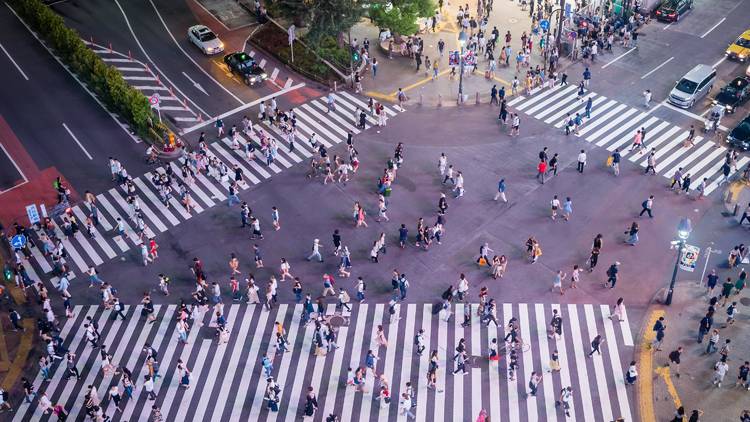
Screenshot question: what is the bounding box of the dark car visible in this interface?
[655,0,693,22]
[728,114,750,151]
[224,52,268,86]
[713,76,750,114]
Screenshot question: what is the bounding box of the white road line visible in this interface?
[662,102,730,131]
[108,188,157,238]
[543,92,598,124]
[122,75,157,81]
[259,58,267,67]
[259,123,313,159]
[584,304,613,422]
[166,338,213,418]
[706,156,750,194]
[601,305,633,422]
[641,57,674,79]
[307,306,339,418]
[270,67,280,81]
[339,91,398,116]
[96,194,140,245]
[310,100,361,134]
[526,85,580,116]
[320,304,352,418]
[620,121,671,159]
[433,306,448,422]
[679,145,725,179]
[0,142,28,186]
[648,130,690,163]
[521,85,576,113]
[70,207,117,259]
[248,50,256,57]
[663,22,673,30]
[340,304,369,421]
[712,56,727,69]
[134,85,169,91]
[245,129,302,164]
[554,97,616,128]
[334,95,379,126]
[605,117,660,152]
[415,304,432,422]
[14,306,94,422]
[244,304,286,421]
[453,303,465,422]
[657,136,709,173]
[184,306,241,422]
[115,66,147,72]
[591,111,648,146]
[506,94,526,106]
[264,304,305,422]
[221,136,283,172]
[701,17,726,38]
[514,83,567,110]
[487,309,502,422]
[585,107,639,141]
[291,116,335,148]
[470,305,482,422]
[0,41,29,80]
[28,235,52,273]
[550,304,577,420]
[62,123,93,160]
[101,58,136,63]
[619,306,635,347]
[73,231,104,266]
[225,304,269,421]
[503,304,520,421]
[518,304,538,421]
[626,126,681,163]
[577,104,628,136]
[358,304,385,422]
[112,186,167,233]
[284,78,293,88]
[534,305,557,421]
[212,142,265,182]
[167,161,213,208]
[144,172,193,220]
[567,304,595,421]
[132,177,181,226]
[602,47,636,69]
[281,311,316,422]
[696,158,733,193]
[300,103,350,138]
[50,221,89,272]
[391,304,416,422]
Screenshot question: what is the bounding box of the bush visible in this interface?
[9,0,164,143]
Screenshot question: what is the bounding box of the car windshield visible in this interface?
[199,32,217,42]
[735,38,750,48]
[236,60,255,70]
[733,120,750,139]
[675,78,698,94]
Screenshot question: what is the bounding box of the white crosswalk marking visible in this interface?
[334,95,378,126]
[167,161,214,208]
[50,221,89,273]
[311,100,360,133]
[212,142,266,183]
[28,231,52,273]
[97,194,141,245]
[71,206,117,259]
[487,311,502,422]
[295,107,344,145]
[340,91,398,116]
[133,177,181,226]
[144,172,193,219]
[17,303,637,422]
[512,86,742,194]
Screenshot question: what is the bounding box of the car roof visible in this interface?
[741,30,750,40]
[227,52,253,62]
[189,25,212,34]
[729,77,749,88]
[682,64,714,81]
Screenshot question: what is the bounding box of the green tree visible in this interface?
[369,0,435,36]
[304,0,366,46]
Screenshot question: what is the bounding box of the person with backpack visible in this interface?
[606,262,620,288]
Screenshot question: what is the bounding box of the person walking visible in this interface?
[626,361,638,385]
[493,178,507,202]
[639,195,654,218]
[577,150,587,173]
[552,270,566,295]
[306,239,323,262]
[643,89,652,108]
[587,334,605,357]
[668,346,683,377]
[528,372,542,396]
[713,357,729,387]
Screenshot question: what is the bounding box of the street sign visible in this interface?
[288,25,296,45]
[448,50,459,66]
[25,204,40,225]
[679,244,700,272]
[10,234,26,250]
[539,19,549,31]
[149,93,161,108]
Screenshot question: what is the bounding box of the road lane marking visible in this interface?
[701,17,726,38]
[602,47,636,69]
[0,41,29,80]
[641,56,674,79]
[663,22,673,30]
[712,56,727,69]
[662,102,729,131]
[62,123,93,160]
[270,67,279,81]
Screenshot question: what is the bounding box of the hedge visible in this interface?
[10,0,165,144]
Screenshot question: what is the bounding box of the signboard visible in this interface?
[463,50,476,66]
[679,244,700,272]
[10,234,26,250]
[288,25,296,45]
[149,93,161,108]
[448,50,459,66]
[26,204,40,225]
[539,19,549,31]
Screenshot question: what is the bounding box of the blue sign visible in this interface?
[11,234,27,249]
[539,19,549,31]
[564,3,572,17]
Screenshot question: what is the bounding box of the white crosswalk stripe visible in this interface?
[13,302,636,422]
[511,86,745,194]
[20,94,399,288]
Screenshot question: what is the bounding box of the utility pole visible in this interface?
[556,0,566,50]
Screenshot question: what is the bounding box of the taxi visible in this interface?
[726,29,750,62]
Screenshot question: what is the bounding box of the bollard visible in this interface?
[183,97,189,110]
[168,87,174,97]
[128,50,132,61]
[108,42,112,53]
[437,94,442,107]
[476,92,480,104]
[155,73,160,85]
[419,93,423,106]
[733,203,739,216]
[333,81,337,92]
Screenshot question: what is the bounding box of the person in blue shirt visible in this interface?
[493,179,507,202]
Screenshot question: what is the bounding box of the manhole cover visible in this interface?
[327,315,349,327]
[740,297,750,306]
[508,18,519,24]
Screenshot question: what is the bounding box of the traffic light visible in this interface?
[351,47,360,62]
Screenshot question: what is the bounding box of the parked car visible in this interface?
[223,52,268,86]
[712,76,750,114]
[655,0,693,22]
[727,113,750,151]
[188,25,224,55]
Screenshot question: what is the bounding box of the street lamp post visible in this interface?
[665,218,693,306]
[458,31,467,104]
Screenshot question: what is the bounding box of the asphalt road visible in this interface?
[0,4,148,196]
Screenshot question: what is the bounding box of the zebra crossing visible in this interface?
[14,302,636,422]
[508,84,748,195]
[20,91,400,286]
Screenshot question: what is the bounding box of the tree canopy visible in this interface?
[368,0,435,36]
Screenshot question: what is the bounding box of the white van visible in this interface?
[668,64,717,108]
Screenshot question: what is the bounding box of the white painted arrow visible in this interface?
[182,71,208,96]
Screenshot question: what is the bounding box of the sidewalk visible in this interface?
[645,280,750,421]
[351,0,546,106]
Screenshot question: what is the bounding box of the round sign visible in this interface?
[149,93,160,105]
[11,234,26,249]
[539,19,549,31]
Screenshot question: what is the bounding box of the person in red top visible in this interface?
[537,160,547,184]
